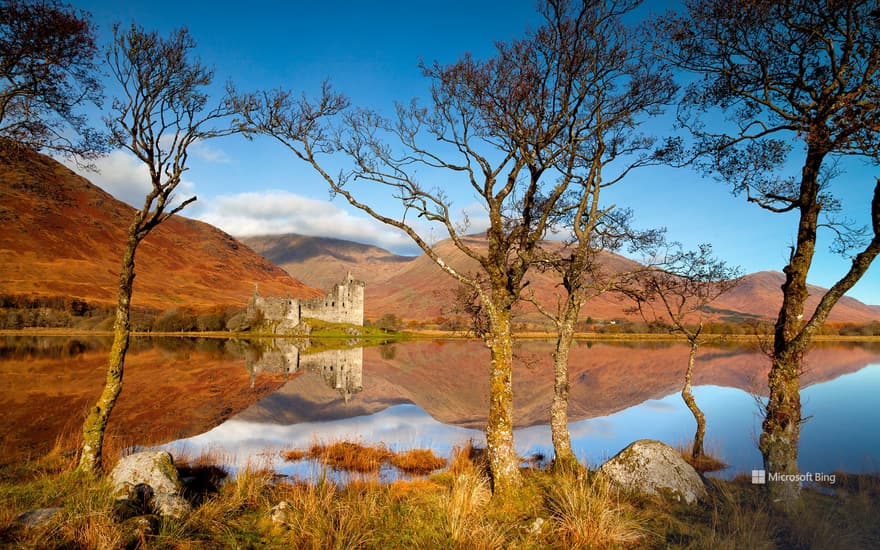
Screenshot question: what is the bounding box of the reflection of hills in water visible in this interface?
[236,340,880,429]
[245,340,363,403]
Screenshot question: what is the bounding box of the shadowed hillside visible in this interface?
[0,150,321,311]
[242,233,415,290]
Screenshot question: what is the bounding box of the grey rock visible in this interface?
[152,493,192,519]
[269,500,294,526]
[15,507,62,528]
[597,439,707,504]
[110,451,192,518]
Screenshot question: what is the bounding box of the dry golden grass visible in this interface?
[546,473,646,548]
[4,442,879,549]
[281,449,307,461]
[389,448,447,474]
[307,441,392,473]
[283,442,448,476]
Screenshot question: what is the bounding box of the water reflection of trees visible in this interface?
[0,335,112,359]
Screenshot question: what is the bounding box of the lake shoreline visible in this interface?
[2,327,879,342]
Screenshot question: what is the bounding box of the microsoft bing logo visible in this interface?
[752,469,766,484]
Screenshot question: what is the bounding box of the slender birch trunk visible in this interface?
[681,339,706,460]
[78,232,138,473]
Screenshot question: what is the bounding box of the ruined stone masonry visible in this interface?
[247,272,365,333]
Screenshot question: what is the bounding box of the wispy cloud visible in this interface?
[190,141,231,164]
[192,190,423,255]
[62,150,196,209]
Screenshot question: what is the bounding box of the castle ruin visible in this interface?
[247,272,365,333]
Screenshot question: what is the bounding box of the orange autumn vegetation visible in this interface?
[283,442,447,475]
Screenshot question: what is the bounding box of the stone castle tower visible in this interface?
[300,272,365,326]
[247,272,365,332]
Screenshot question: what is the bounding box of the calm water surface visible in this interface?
[164,338,880,480]
[2,336,878,480]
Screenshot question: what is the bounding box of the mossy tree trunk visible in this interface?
[484,302,522,495]
[78,231,140,473]
[759,154,880,509]
[75,24,235,474]
[549,299,580,473]
[758,151,821,506]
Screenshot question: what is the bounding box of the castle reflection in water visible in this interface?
[244,340,363,402]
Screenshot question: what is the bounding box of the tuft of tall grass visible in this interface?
[307,441,392,473]
[284,441,448,476]
[546,473,645,548]
[389,448,446,475]
[684,479,778,549]
[270,480,380,548]
[676,442,728,474]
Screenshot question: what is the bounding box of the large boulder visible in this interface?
[110,451,191,518]
[597,439,707,504]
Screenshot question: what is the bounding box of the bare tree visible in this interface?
[661,0,880,506]
[521,0,675,472]
[0,0,105,164]
[77,25,243,474]
[239,0,643,495]
[621,244,740,462]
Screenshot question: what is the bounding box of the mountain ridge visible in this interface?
[244,232,880,325]
[2,149,876,324]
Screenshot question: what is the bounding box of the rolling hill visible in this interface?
[3,148,876,325]
[0,150,321,311]
[241,233,414,290]
[245,232,880,325]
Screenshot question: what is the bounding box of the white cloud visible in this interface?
[66,150,151,207]
[194,190,423,254]
[190,141,231,164]
[63,150,197,210]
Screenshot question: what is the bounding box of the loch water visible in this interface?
[2,336,878,480]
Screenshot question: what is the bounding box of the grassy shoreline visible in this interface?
[2,442,878,549]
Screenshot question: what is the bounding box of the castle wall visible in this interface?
[249,273,364,332]
[300,273,365,326]
[248,294,301,333]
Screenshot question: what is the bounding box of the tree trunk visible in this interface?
[549,306,580,473]
[681,340,705,460]
[78,235,138,474]
[759,151,822,507]
[760,347,803,507]
[484,305,522,495]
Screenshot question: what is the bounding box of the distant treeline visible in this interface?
[403,314,880,338]
[0,294,246,333]
[2,294,878,336]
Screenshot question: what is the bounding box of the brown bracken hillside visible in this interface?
[248,232,880,325]
[0,150,321,310]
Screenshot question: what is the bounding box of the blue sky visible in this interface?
[62,1,878,305]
